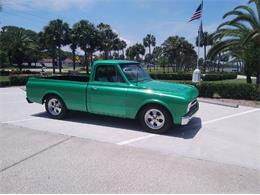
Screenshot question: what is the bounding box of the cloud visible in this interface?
[62,45,84,55]
[2,0,95,11]
[120,37,131,46]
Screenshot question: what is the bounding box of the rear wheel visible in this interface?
[45,95,66,119]
[139,104,172,134]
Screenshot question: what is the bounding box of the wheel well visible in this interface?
[42,93,63,104]
[136,103,173,122]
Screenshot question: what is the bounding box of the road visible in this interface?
[0,87,259,193]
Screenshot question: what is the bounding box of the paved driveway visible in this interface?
[0,87,259,193]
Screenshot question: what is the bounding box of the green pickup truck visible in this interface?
[26,60,199,134]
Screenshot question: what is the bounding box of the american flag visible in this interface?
[189,1,203,22]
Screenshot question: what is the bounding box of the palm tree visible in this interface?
[97,23,118,59]
[42,19,69,73]
[126,43,145,61]
[112,37,121,58]
[162,36,196,72]
[196,32,214,72]
[68,28,78,70]
[73,20,98,74]
[119,40,127,57]
[208,0,260,84]
[143,34,156,55]
[0,26,37,71]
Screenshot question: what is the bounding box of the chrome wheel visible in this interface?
[47,98,62,116]
[144,109,165,130]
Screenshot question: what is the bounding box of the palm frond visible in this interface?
[242,29,260,45]
[234,5,259,24]
[229,14,258,29]
[248,0,260,22]
[223,10,244,19]
[217,21,249,31]
[207,39,240,60]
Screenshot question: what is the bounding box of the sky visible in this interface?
[0,0,249,55]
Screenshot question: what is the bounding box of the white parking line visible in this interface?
[117,108,260,146]
[202,108,260,125]
[117,134,157,145]
[0,118,40,124]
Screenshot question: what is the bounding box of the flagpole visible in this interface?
[197,0,203,70]
[192,0,203,83]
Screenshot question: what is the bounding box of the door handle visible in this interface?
[90,87,98,91]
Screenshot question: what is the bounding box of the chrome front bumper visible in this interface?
[181,115,193,125]
[181,100,199,125]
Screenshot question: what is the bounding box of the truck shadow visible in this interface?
[32,111,202,139]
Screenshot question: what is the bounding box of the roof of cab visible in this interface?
[93,60,138,65]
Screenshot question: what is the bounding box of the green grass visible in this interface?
[0,76,10,82]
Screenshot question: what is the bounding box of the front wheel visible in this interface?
[139,105,173,134]
[45,95,67,119]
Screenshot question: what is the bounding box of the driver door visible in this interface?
[87,64,128,117]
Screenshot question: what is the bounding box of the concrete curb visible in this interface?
[198,99,239,108]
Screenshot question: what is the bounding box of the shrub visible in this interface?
[173,81,260,100]
[9,70,39,75]
[202,73,237,81]
[0,70,10,76]
[149,72,237,81]
[0,81,10,87]
[211,83,260,100]
[9,74,40,86]
[150,73,192,80]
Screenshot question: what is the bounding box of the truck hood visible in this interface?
[138,80,198,101]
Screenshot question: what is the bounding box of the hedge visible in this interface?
[174,81,260,100]
[0,74,41,87]
[149,72,237,81]
[202,73,237,81]
[150,73,192,80]
[0,70,39,76]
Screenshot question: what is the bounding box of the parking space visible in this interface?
[0,87,260,171]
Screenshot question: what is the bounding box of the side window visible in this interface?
[94,65,124,83]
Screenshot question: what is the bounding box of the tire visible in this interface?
[139,104,173,134]
[45,95,67,119]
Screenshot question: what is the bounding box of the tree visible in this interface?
[112,37,121,58]
[119,40,127,57]
[0,26,39,71]
[97,23,118,59]
[41,19,69,73]
[143,34,156,55]
[126,43,145,61]
[74,20,98,74]
[68,28,78,70]
[207,0,260,84]
[162,36,197,71]
[196,32,214,71]
[23,29,41,67]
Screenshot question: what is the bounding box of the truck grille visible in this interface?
[188,99,199,114]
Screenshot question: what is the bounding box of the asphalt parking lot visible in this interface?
[0,87,260,193]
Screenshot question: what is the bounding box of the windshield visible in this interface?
[120,64,151,82]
